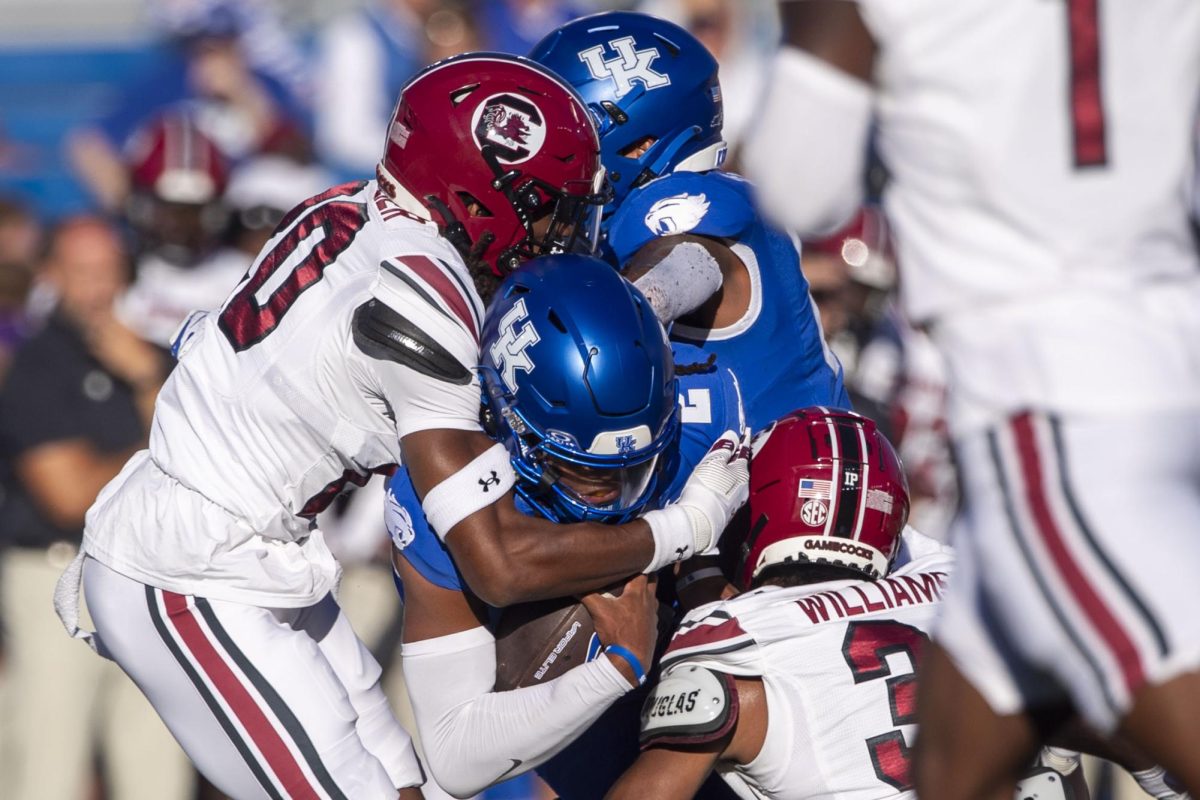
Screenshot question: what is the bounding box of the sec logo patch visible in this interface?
[800,499,828,527]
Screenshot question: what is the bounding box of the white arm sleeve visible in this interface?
[633,240,724,325]
[741,46,873,237]
[402,626,632,798]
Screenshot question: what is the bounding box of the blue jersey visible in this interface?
[606,170,851,431]
[386,342,741,595]
[385,344,740,798]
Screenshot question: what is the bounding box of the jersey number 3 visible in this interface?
[220,181,370,351]
[841,620,929,791]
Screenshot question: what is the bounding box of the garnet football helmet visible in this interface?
[378,53,608,277]
[124,112,230,265]
[738,407,909,588]
[480,253,679,523]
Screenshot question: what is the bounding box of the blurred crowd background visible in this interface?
[0,0,967,798]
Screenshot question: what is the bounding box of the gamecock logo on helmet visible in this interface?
[471,93,548,164]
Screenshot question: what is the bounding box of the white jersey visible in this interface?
[84,180,485,606]
[857,0,1200,322]
[118,248,250,347]
[661,544,954,800]
[855,0,1200,433]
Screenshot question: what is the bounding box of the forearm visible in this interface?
[412,432,746,607]
[132,384,159,432]
[402,627,632,798]
[470,515,656,604]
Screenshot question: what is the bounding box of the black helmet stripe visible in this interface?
[832,420,864,539]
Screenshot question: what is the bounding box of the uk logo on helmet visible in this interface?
[471,94,547,164]
[578,36,671,99]
[615,434,638,455]
[490,298,541,392]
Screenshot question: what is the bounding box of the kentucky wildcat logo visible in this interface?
[471,93,547,164]
[644,193,710,236]
[578,36,671,99]
[490,298,541,392]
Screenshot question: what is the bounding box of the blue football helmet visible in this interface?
[529,11,726,214]
[480,253,679,523]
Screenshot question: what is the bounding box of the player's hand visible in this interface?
[84,312,164,391]
[580,574,658,688]
[677,429,752,555]
[641,429,751,572]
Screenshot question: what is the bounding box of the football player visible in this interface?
[740,2,1200,795]
[609,410,1174,799]
[608,408,952,798]
[55,54,749,800]
[529,12,850,432]
[387,253,746,799]
[118,113,251,347]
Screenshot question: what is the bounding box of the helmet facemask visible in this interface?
[494,397,678,524]
[449,148,610,277]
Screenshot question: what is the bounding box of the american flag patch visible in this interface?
[797,479,833,499]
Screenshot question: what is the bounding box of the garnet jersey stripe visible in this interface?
[394,254,482,343]
[158,591,327,800]
[1010,413,1147,695]
[662,611,753,667]
[145,587,285,800]
[985,426,1118,712]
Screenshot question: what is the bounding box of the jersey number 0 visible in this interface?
[220,181,370,351]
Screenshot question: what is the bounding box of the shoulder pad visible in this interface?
[352,299,472,385]
[607,172,758,265]
[639,664,739,748]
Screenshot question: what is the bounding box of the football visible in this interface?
[494,598,601,691]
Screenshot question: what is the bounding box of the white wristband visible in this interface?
[421,443,516,540]
[642,505,697,573]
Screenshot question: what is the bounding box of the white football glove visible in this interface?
[642,429,751,573]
